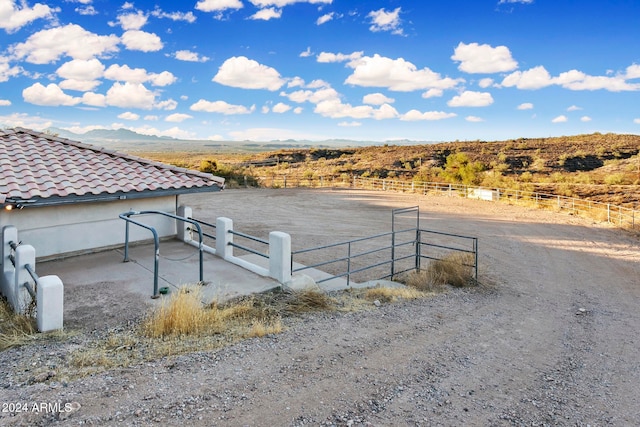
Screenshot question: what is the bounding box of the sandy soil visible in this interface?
[1,188,639,426]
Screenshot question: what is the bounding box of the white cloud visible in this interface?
[75,6,97,16]
[10,24,119,64]
[517,102,534,110]
[105,82,156,109]
[299,47,312,58]
[144,115,159,121]
[81,91,106,107]
[501,66,553,90]
[56,58,104,80]
[626,64,640,79]
[556,70,638,91]
[0,113,52,129]
[317,51,363,63]
[552,115,568,123]
[316,12,333,25]
[104,64,176,86]
[0,99,11,106]
[227,126,326,142]
[0,0,58,33]
[118,111,140,120]
[452,42,518,73]
[59,79,101,91]
[313,99,398,120]
[117,10,147,30]
[195,0,243,12]
[567,105,582,111]
[345,54,462,92]
[400,110,456,121]
[248,0,331,7]
[0,57,22,82]
[634,118,640,124]
[121,30,163,52]
[447,91,494,107]
[466,116,484,122]
[580,116,592,122]
[155,99,178,110]
[283,86,339,104]
[249,7,282,20]
[151,8,196,23]
[272,102,291,113]
[502,65,640,92]
[190,99,255,114]
[165,113,193,122]
[213,56,285,90]
[499,0,533,3]
[174,50,209,62]
[422,88,443,98]
[367,7,403,35]
[338,121,361,127]
[22,82,81,106]
[363,93,395,105]
[478,78,494,88]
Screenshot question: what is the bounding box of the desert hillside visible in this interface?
[140,133,640,207]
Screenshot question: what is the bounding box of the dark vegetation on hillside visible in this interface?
[141,133,640,207]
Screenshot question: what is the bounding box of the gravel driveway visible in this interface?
[1,188,639,426]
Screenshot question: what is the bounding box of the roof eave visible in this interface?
[2,185,223,209]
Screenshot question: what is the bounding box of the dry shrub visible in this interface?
[0,297,36,351]
[364,286,425,303]
[248,318,283,338]
[142,286,212,338]
[425,252,475,287]
[142,286,279,338]
[282,289,333,313]
[405,253,475,290]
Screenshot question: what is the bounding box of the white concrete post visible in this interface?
[269,231,291,284]
[1,225,18,299]
[216,217,233,259]
[13,244,35,313]
[37,275,64,332]
[177,205,193,242]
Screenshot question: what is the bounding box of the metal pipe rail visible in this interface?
[119,210,205,298]
[417,230,478,280]
[188,217,216,241]
[8,240,37,301]
[228,229,269,258]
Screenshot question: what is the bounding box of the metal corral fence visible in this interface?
[255,174,639,230]
[292,207,478,287]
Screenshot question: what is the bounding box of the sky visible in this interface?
[1,0,640,143]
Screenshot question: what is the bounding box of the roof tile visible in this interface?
[0,128,224,205]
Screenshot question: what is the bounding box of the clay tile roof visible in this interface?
[0,128,224,207]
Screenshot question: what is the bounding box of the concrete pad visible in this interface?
[37,239,281,305]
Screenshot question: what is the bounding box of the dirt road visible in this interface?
[2,188,639,426]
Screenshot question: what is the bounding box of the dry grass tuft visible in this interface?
[364,286,425,303]
[281,289,334,313]
[405,253,475,290]
[142,286,212,338]
[248,317,283,338]
[0,297,37,351]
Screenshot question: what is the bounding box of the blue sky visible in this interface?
[1,0,639,142]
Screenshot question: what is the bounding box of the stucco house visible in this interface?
[0,127,224,259]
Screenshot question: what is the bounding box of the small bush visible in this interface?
[282,289,333,313]
[0,297,36,351]
[425,253,475,287]
[404,253,475,290]
[364,286,425,303]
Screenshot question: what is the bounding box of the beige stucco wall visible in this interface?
[0,196,178,259]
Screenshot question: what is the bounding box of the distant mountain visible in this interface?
[45,127,438,153]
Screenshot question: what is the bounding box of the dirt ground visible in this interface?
[1,188,639,426]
